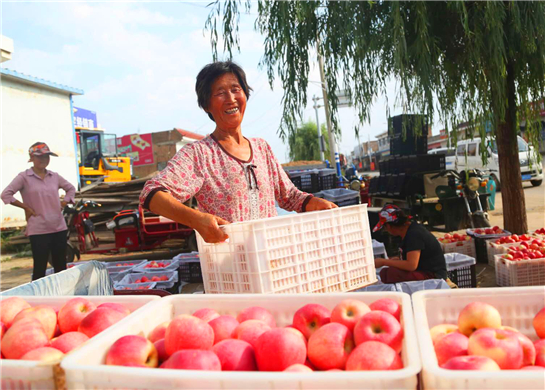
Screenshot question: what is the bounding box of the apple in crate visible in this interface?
[434,332,468,366]
[51,331,89,353]
[212,339,257,371]
[165,315,214,355]
[154,339,170,363]
[369,298,401,321]
[458,302,502,336]
[78,307,128,338]
[98,303,131,316]
[442,355,501,371]
[0,321,5,339]
[106,335,158,368]
[1,317,50,359]
[192,308,220,322]
[534,307,545,339]
[254,328,307,371]
[502,330,536,366]
[430,324,459,345]
[12,305,57,340]
[209,315,239,344]
[148,321,170,343]
[346,341,403,371]
[58,297,97,334]
[20,347,64,362]
[0,297,31,328]
[284,364,313,372]
[292,304,331,339]
[237,306,276,328]
[468,328,523,369]
[234,320,271,349]
[161,350,221,371]
[535,339,545,367]
[307,322,354,370]
[353,311,403,353]
[330,299,370,331]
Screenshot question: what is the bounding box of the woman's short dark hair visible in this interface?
[386,209,409,227]
[195,61,253,122]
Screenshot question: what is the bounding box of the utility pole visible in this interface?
[317,48,342,185]
[313,95,325,161]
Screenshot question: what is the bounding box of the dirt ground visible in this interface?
[1,181,543,292]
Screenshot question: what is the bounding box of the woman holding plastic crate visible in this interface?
[1,142,76,280]
[373,204,447,283]
[140,61,336,243]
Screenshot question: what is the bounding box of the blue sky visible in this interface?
[2,1,425,163]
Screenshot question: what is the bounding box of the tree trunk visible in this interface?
[496,59,528,234]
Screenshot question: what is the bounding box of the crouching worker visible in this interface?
[373,204,447,283]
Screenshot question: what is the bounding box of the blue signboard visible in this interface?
[73,107,97,129]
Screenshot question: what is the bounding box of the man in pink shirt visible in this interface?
[2,142,76,280]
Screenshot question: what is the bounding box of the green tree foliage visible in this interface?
[288,121,330,162]
[206,1,545,233]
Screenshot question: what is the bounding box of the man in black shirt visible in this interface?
[373,204,447,283]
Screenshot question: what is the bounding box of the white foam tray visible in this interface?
[0,295,160,390]
[412,287,545,389]
[61,292,421,389]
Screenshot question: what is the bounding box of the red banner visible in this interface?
[117,134,154,166]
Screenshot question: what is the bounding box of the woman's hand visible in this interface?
[305,197,338,212]
[194,213,230,243]
[374,258,385,268]
[60,200,68,210]
[24,206,37,221]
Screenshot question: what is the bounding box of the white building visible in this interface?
[1,37,83,229]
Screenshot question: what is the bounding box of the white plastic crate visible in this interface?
[440,239,476,258]
[0,295,160,390]
[61,292,420,390]
[494,254,545,287]
[486,241,518,267]
[132,259,180,273]
[412,287,545,390]
[105,259,147,269]
[116,271,179,290]
[196,205,376,294]
[114,281,157,291]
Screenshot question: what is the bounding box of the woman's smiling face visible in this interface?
[207,73,247,131]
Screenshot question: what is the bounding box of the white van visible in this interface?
[445,136,543,188]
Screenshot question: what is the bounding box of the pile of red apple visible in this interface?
[0,297,131,362]
[134,275,169,283]
[533,228,545,236]
[430,303,545,370]
[495,234,534,245]
[501,239,545,261]
[105,298,405,372]
[113,262,135,267]
[470,226,505,236]
[438,233,472,244]
[117,286,154,291]
[144,261,170,269]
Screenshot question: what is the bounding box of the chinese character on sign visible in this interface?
[82,118,89,128]
[88,119,94,129]
[76,117,83,127]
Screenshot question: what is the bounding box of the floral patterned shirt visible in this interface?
[140,135,312,222]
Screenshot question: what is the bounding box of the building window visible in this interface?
[457,144,466,157]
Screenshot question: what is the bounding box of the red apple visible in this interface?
[106,335,158,368]
[468,328,523,369]
[0,321,6,339]
[51,331,89,353]
[330,299,370,331]
[97,303,130,316]
[165,315,214,356]
[234,319,271,349]
[458,302,502,336]
[307,322,354,370]
[434,332,468,366]
[353,310,403,353]
[208,315,239,344]
[161,350,221,371]
[429,324,459,345]
[78,307,127,338]
[154,339,170,363]
[12,305,57,340]
[148,321,170,343]
[369,298,401,321]
[20,347,64,362]
[212,339,257,371]
[534,307,545,339]
[254,328,307,371]
[346,341,403,371]
[236,306,276,328]
[442,355,501,371]
[521,366,545,370]
[292,304,331,339]
[535,339,545,367]
[192,308,220,322]
[1,317,50,359]
[58,298,97,334]
[284,364,312,372]
[0,297,31,328]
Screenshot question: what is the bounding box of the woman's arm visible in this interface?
[148,191,229,243]
[375,250,421,272]
[1,175,36,219]
[57,174,76,208]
